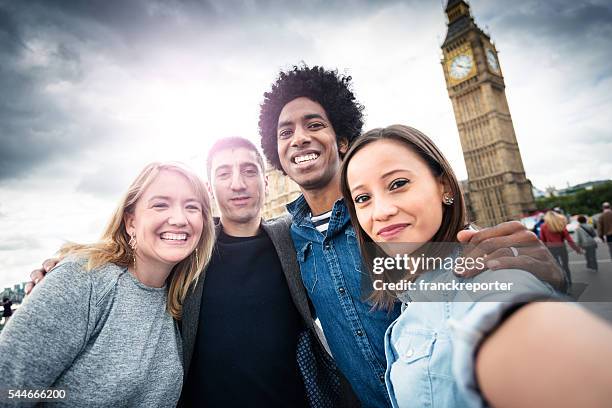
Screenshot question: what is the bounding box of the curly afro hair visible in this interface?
[258,65,365,173]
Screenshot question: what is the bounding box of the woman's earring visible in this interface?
[129,234,137,266]
[442,193,454,206]
[128,233,137,249]
[195,248,200,266]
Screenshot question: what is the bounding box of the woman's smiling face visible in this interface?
[347,138,446,246]
[125,169,204,273]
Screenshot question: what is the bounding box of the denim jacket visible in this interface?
[384,266,558,408]
[287,195,400,408]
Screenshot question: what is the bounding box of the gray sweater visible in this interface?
[0,259,183,407]
[575,223,597,248]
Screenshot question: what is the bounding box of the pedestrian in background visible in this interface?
[597,202,612,259]
[540,210,582,287]
[533,213,545,238]
[1,297,12,325]
[575,215,598,270]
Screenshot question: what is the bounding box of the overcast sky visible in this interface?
[1,0,611,289]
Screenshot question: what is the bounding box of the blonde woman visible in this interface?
[0,162,214,407]
[540,210,581,287]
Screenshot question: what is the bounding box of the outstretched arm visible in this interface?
[476,302,612,408]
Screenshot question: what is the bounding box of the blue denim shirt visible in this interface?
[384,266,558,408]
[287,195,400,408]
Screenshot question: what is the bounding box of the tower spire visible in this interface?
[442,0,476,47]
[445,0,471,21]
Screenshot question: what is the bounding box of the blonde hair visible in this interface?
[59,162,215,320]
[544,211,567,234]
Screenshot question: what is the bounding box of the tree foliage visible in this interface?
[536,181,612,215]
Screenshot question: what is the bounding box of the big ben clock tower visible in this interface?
[441,0,535,226]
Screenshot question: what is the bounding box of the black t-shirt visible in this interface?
[183,228,307,407]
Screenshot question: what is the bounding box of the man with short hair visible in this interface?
[258,64,565,407]
[598,201,612,259]
[181,136,309,407]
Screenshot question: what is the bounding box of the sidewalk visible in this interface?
[567,245,612,323]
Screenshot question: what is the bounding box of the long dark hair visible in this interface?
[340,125,467,309]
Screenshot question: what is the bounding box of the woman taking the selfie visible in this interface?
[340,125,612,408]
[0,162,215,407]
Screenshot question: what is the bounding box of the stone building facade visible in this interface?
[262,167,301,219]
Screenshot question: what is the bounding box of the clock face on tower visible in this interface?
[486,48,500,73]
[449,54,474,80]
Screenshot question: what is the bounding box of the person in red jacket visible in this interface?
[540,210,582,288]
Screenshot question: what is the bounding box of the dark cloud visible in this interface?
[491,1,612,39]
[479,0,612,78]
[0,6,28,53]
[0,57,98,182]
[4,0,410,43]
[0,2,116,181]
